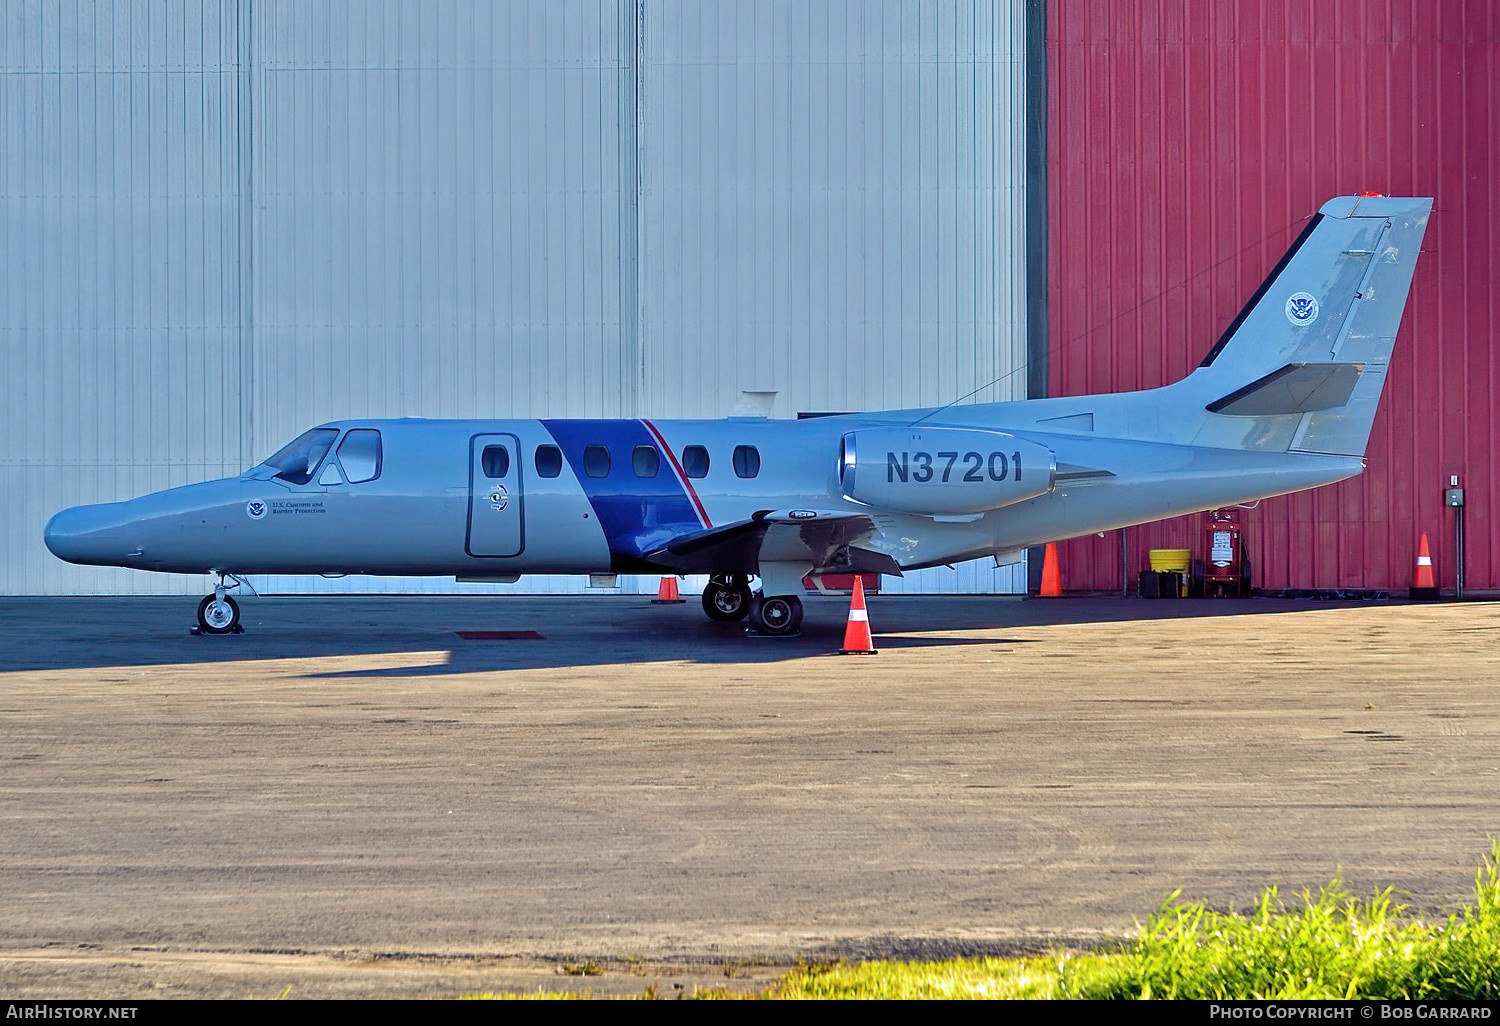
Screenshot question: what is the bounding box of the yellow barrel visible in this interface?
[1148,548,1191,573]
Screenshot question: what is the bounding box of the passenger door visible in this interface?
[467,434,524,557]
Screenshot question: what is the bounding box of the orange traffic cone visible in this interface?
[1409,532,1438,600]
[838,576,878,655]
[1039,543,1062,597]
[652,577,685,603]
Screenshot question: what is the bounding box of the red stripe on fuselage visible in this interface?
[641,419,712,528]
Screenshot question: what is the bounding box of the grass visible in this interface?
[468,846,1500,1000]
[717,958,1057,1000]
[560,960,604,976]
[762,844,1500,1000]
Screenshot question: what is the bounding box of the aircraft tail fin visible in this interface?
[1181,195,1432,457]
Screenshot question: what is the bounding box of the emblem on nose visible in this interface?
[246,500,268,520]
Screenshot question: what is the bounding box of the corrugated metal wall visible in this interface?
[251,0,639,435]
[638,0,1031,594]
[640,1,1028,417]
[246,0,640,596]
[2,0,1033,597]
[1047,0,1497,593]
[1,0,250,595]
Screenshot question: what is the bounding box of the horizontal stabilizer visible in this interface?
[1206,363,1364,417]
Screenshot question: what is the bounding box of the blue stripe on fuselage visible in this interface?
[539,419,704,565]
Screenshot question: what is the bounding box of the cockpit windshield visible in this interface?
[256,428,339,485]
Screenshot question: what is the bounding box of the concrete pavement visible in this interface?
[1,594,1496,997]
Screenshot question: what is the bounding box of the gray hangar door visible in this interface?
[1,1,1033,596]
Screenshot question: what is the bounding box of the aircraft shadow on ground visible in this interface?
[0,596,1388,675]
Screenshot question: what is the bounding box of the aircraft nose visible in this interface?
[44,503,130,566]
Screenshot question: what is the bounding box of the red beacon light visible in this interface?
[1356,191,1386,197]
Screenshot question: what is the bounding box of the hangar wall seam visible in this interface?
[243,0,257,479]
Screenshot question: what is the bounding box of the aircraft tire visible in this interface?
[197,594,240,634]
[751,595,803,636]
[702,580,752,622]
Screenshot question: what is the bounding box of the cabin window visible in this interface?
[262,428,339,486]
[682,445,710,479]
[632,445,660,478]
[732,445,760,479]
[535,445,563,478]
[481,445,510,479]
[583,444,611,478]
[337,429,382,483]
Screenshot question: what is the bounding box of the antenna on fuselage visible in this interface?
[729,390,778,418]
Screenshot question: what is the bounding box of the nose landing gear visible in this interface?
[193,573,245,635]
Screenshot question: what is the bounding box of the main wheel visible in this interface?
[197,594,240,634]
[702,578,752,622]
[750,594,803,636]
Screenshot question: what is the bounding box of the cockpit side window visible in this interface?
[262,429,339,485]
[337,429,383,483]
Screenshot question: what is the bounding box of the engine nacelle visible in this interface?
[839,427,1056,516]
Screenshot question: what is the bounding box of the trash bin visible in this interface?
[1146,550,1190,598]
[1149,549,1191,574]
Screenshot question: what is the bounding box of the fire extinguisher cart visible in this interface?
[1201,508,1252,598]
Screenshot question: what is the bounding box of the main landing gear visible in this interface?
[194,573,244,635]
[701,574,803,636]
[702,575,753,622]
[748,593,803,636]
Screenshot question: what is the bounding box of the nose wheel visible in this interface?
[194,573,245,635]
[196,595,241,634]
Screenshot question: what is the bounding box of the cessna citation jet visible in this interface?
[46,196,1430,636]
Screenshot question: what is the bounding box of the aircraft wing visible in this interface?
[643,510,902,577]
[644,518,768,573]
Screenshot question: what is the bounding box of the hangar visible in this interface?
[2,1,1492,598]
[1,0,1041,598]
[1047,0,1496,596]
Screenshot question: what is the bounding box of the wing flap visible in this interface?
[643,510,900,576]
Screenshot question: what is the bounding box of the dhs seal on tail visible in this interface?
[1285,292,1320,326]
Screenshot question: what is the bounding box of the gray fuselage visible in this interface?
[43,399,1362,582]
